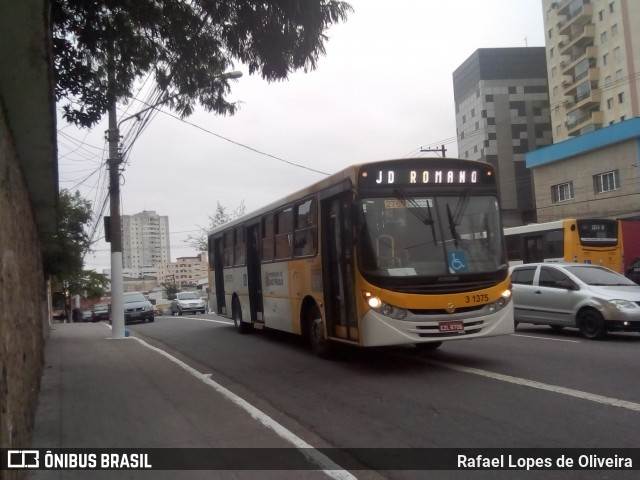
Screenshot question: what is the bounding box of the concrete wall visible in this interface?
[0,102,47,454]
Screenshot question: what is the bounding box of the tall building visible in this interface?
[122,210,171,276]
[453,48,553,226]
[542,0,640,142]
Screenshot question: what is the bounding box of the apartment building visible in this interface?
[543,0,640,142]
[122,210,171,276]
[453,48,553,227]
[156,254,208,289]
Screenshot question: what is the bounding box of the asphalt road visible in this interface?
[128,314,640,479]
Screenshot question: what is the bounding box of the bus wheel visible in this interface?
[415,341,442,352]
[233,298,251,334]
[577,309,606,340]
[310,315,332,358]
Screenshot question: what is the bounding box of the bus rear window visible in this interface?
[576,219,618,246]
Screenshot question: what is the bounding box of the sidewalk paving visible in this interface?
[24,322,347,479]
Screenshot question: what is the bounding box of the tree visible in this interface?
[161,279,180,301]
[53,0,353,128]
[186,200,246,252]
[43,190,109,315]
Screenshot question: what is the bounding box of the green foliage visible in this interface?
[43,190,109,298]
[186,200,246,252]
[161,280,180,300]
[53,0,353,127]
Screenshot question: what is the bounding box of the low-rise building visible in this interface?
[156,254,208,289]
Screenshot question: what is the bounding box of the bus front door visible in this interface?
[246,223,263,322]
[322,194,358,342]
[213,237,226,315]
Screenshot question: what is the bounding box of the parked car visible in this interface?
[170,291,206,315]
[123,292,154,324]
[510,262,640,339]
[91,303,110,322]
[625,257,640,284]
[82,309,93,322]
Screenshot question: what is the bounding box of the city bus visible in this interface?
[504,218,624,272]
[207,158,514,357]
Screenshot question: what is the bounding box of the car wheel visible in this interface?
[577,309,607,340]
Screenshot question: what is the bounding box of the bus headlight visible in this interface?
[362,291,407,319]
[488,290,512,313]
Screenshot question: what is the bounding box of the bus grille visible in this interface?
[392,281,498,294]
[409,305,484,315]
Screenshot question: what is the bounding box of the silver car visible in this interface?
[510,262,640,339]
[170,291,206,316]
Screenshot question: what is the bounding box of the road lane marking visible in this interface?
[130,335,356,480]
[512,333,580,343]
[424,358,640,413]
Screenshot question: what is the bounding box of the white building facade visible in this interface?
[122,210,171,277]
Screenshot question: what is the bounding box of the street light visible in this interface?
[107,70,242,339]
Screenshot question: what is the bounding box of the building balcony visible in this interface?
[559,23,595,56]
[564,88,601,110]
[566,109,603,136]
[561,45,597,75]
[558,2,593,36]
[562,67,599,95]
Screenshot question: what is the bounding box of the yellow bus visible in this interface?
[208,158,514,356]
[504,218,624,273]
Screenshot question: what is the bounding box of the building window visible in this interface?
[600,32,607,44]
[604,75,611,85]
[609,1,615,13]
[551,182,574,203]
[618,92,625,103]
[616,69,623,80]
[598,10,604,21]
[602,53,608,66]
[607,98,614,109]
[551,66,556,78]
[549,47,554,58]
[612,24,618,37]
[548,28,553,39]
[614,46,621,60]
[593,170,620,194]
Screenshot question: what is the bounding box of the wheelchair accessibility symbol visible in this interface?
[447,251,468,273]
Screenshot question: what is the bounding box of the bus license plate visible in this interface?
[439,321,464,332]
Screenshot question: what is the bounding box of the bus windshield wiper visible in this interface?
[394,188,437,245]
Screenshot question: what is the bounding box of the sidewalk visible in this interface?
[24,322,347,479]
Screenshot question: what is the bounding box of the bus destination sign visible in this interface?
[359,164,494,188]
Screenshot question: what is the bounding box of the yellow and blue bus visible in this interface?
[504,218,624,273]
[207,158,513,356]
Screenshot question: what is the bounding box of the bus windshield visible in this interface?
[358,194,505,277]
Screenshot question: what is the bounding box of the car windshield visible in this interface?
[358,194,505,277]
[177,292,200,300]
[123,292,147,303]
[94,304,108,312]
[565,266,637,286]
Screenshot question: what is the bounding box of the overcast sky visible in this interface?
[57,0,546,273]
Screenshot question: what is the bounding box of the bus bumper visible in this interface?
[359,302,514,347]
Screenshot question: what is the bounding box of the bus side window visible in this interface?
[262,214,274,262]
[294,198,317,257]
[275,206,294,260]
[234,226,246,265]
[223,231,234,267]
[544,229,564,259]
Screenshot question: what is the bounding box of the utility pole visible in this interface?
[420,145,447,157]
[104,68,242,340]
[107,55,125,339]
